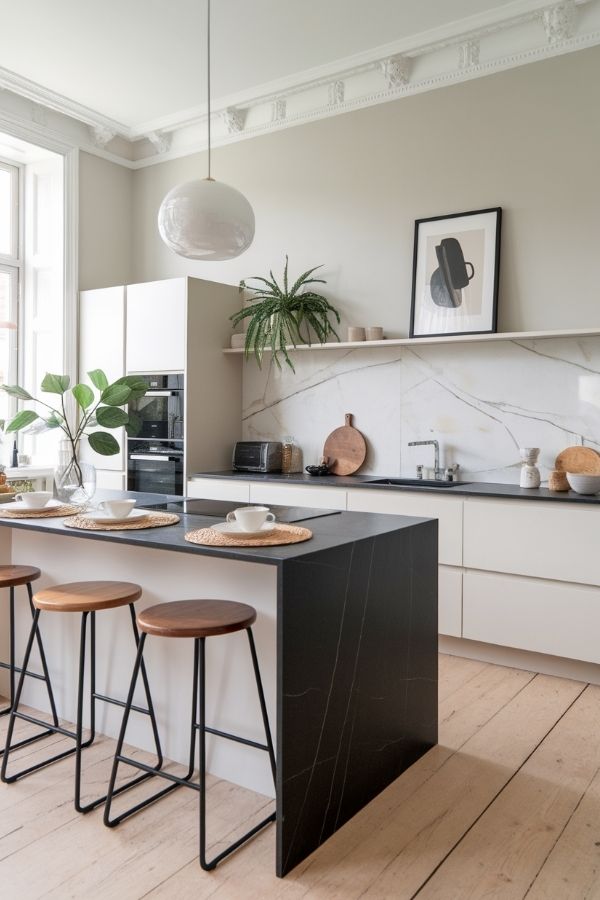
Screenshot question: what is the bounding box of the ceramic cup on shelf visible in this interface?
[97,499,137,519]
[365,326,384,341]
[519,447,541,488]
[226,506,276,532]
[14,491,53,509]
[347,326,366,342]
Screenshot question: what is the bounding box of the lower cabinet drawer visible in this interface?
[463,569,600,664]
[187,478,250,502]
[248,482,347,510]
[439,565,462,638]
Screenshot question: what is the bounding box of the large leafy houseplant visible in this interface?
[231,256,340,371]
[0,370,147,489]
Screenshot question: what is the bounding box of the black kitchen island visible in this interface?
[0,491,438,876]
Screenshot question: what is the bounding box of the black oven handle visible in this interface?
[129,454,181,462]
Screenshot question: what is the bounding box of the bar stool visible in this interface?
[0,565,58,757]
[104,599,276,871]
[1,581,163,813]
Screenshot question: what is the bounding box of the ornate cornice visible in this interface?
[0,0,597,169]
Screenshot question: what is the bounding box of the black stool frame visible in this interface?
[1,602,163,813]
[0,581,58,757]
[104,627,276,870]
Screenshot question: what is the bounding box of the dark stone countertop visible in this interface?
[0,489,433,566]
[191,470,600,505]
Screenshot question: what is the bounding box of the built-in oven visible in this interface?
[128,374,184,441]
[127,440,184,495]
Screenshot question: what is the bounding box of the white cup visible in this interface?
[226,506,275,532]
[97,499,137,519]
[14,491,53,509]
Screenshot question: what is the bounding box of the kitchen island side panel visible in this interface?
[276,519,438,876]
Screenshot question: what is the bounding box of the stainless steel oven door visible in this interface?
[129,390,184,441]
[127,452,184,495]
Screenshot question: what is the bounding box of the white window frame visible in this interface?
[0,158,21,418]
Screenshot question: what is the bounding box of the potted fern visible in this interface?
[231,256,340,371]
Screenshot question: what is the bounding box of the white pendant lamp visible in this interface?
[157,0,255,260]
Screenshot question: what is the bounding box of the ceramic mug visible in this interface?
[97,499,137,518]
[226,506,276,532]
[14,491,53,509]
[347,326,366,342]
[365,326,384,341]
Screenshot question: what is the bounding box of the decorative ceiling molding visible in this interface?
[0,0,597,170]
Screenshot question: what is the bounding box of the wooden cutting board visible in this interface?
[323,413,367,476]
[555,446,600,474]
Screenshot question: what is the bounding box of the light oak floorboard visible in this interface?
[1,658,596,900]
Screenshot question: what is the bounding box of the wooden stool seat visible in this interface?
[137,599,257,639]
[33,581,142,613]
[0,565,41,589]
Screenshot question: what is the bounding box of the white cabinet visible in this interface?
[347,488,462,566]
[249,481,347,510]
[126,278,186,373]
[464,498,600,587]
[79,286,125,473]
[463,569,600,664]
[439,566,463,637]
[187,477,250,503]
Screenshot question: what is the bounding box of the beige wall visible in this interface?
[130,47,600,335]
[79,151,132,290]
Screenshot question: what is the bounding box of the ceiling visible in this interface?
[0,0,524,131]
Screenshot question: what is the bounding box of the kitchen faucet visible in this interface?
[408,439,459,482]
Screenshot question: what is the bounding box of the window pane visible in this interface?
[0,167,14,257]
[0,268,16,423]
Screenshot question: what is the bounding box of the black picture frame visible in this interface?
[409,207,502,339]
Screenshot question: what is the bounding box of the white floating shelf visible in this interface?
[224,327,600,354]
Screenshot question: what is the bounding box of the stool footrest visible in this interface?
[0,660,48,682]
[12,710,76,740]
[93,692,153,717]
[202,725,270,753]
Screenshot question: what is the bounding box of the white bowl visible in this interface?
[566,472,600,494]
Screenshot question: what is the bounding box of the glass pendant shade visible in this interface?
[158,177,255,261]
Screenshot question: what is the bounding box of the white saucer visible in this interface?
[211,521,277,540]
[8,499,63,512]
[86,508,150,525]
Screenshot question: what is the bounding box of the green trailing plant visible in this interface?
[231,256,340,371]
[0,370,148,486]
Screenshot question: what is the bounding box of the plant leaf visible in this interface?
[96,405,129,428]
[114,375,148,400]
[72,383,94,410]
[41,373,70,394]
[45,412,64,429]
[88,431,120,455]
[100,383,131,407]
[87,369,109,392]
[125,410,143,437]
[1,384,33,401]
[5,410,40,432]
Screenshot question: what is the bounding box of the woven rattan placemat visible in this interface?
[185,522,313,548]
[0,504,80,519]
[64,511,180,531]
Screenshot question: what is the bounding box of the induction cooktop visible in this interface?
[142,499,341,524]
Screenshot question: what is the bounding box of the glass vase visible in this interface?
[54,440,96,507]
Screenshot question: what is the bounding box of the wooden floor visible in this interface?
[2,654,600,899]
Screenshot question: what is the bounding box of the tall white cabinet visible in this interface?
[79,277,242,489]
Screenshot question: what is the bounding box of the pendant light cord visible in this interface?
[207,0,212,179]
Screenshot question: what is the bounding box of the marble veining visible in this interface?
[242,336,600,483]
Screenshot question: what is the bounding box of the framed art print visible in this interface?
[409,207,502,338]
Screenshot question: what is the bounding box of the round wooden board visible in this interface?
[323,413,367,476]
[555,446,600,474]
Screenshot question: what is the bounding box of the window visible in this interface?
[0,160,19,426]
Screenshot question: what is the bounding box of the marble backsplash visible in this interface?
[241,337,600,484]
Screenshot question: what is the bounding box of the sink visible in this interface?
[367,478,469,488]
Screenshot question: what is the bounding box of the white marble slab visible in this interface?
[242,337,600,484]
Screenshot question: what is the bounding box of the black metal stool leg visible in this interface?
[128,604,163,769]
[104,634,198,827]
[26,582,59,727]
[198,630,276,871]
[0,587,16,717]
[1,611,75,782]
